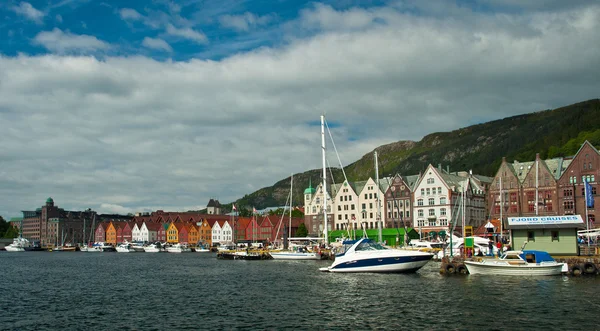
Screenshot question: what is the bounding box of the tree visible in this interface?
[0,216,8,236]
[291,209,304,218]
[296,223,308,237]
[3,225,19,239]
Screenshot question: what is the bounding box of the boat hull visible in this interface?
[270,252,321,260]
[4,246,25,252]
[464,261,565,276]
[325,255,432,273]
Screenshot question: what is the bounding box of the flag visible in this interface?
[585,180,594,208]
[232,204,237,211]
[253,207,257,214]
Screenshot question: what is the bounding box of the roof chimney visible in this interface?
[438,163,442,171]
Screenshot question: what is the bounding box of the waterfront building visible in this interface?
[95,222,108,243]
[176,222,190,244]
[507,215,585,255]
[106,222,117,245]
[166,222,178,243]
[188,223,199,245]
[220,220,233,243]
[489,141,599,232]
[303,182,334,237]
[132,223,141,242]
[235,217,251,243]
[158,223,167,242]
[412,165,489,238]
[197,218,212,245]
[557,141,599,225]
[143,222,161,243]
[383,174,419,229]
[332,179,360,231]
[356,177,389,232]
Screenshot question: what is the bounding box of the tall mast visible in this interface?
[499,177,503,240]
[375,151,383,244]
[321,115,329,244]
[535,157,539,216]
[289,174,293,239]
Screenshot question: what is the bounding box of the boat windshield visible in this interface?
[355,240,387,251]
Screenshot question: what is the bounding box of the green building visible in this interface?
[507,216,585,256]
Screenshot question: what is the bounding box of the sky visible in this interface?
[0,0,599,218]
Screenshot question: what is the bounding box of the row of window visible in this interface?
[416,219,448,227]
[387,211,411,219]
[569,175,596,184]
[420,187,443,196]
[416,208,448,217]
[417,197,447,206]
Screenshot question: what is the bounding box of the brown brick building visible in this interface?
[489,141,599,232]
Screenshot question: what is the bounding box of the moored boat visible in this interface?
[464,250,566,276]
[319,238,433,273]
[270,246,321,260]
[5,237,31,252]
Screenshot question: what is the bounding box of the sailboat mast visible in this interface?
[321,115,329,244]
[289,174,293,240]
[375,151,383,244]
[499,177,503,240]
[535,158,539,216]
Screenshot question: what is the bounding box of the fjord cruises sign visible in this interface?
[508,215,584,226]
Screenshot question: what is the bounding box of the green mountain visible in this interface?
[228,99,600,212]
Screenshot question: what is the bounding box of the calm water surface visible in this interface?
[1,252,598,330]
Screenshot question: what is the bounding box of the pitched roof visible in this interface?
[207,199,221,207]
[144,222,162,232]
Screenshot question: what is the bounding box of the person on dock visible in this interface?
[496,241,502,257]
[488,241,494,257]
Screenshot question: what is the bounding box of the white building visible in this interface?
[303,181,334,236]
[332,180,359,231]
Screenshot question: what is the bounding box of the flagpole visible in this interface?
[585,181,590,250]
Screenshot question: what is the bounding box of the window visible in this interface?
[362,203,366,210]
[369,212,373,219]
[338,206,341,211]
[406,211,410,218]
[428,219,436,226]
[440,208,446,216]
[417,220,425,227]
[427,178,434,184]
[351,205,355,210]
[369,203,373,209]
[364,194,368,199]
[551,231,559,242]
[340,196,343,202]
[426,188,430,195]
[527,231,535,242]
[421,188,425,195]
[428,209,435,216]
[440,219,448,226]
[418,210,424,217]
[428,198,435,205]
[369,193,373,199]
[417,199,423,206]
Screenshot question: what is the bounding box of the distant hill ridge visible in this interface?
[221,99,600,212]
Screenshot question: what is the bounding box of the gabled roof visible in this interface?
[404,175,421,191]
[145,222,162,232]
[207,199,221,207]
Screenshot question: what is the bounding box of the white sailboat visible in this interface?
[271,174,322,260]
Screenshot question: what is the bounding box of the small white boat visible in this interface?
[130,242,146,252]
[194,247,211,253]
[270,246,321,260]
[320,238,433,273]
[143,243,164,253]
[166,243,190,253]
[116,243,135,253]
[464,250,566,276]
[4,237,31,252]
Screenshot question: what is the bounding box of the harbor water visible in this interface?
[1,252,598,330]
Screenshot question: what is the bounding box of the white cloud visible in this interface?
[11,2,45,24]
[119,8,143,21]
[219,12,274,32]
[33,28,110,53]
[142,36,173,52]
[165,23,207,43]
[1,3,599,218]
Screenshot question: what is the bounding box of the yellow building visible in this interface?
[188,224,199,246]
[166,222,178,243]
[106,222,117,245]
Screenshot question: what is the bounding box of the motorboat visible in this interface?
[116,243,136,253]
[166,243,190,253]
[270,246,321,260]
[5,237,32,252]
[86,242,115,252]
[143,243,164,253]
[464,250,566,276]
[319,238,433,273]
[130,242,146,252]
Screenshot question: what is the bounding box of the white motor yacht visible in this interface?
[464,250,566,276]
[320,238,433,273]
